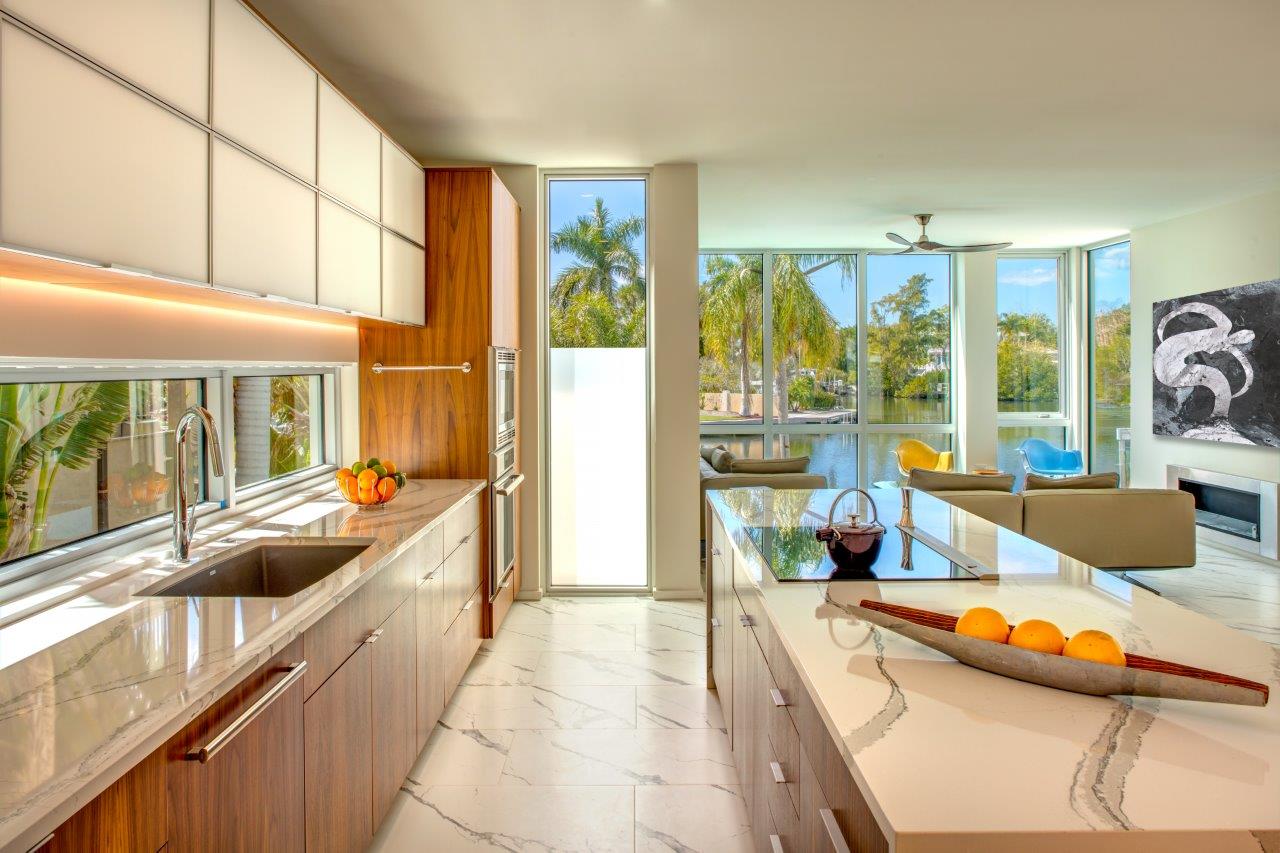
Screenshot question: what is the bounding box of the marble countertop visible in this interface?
[0,478,486,852]
[710,487,1280,851]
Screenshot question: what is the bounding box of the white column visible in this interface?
[955,252,998,472]
[650,163,701,600]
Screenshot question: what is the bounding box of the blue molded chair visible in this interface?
[1018,438,1083,477]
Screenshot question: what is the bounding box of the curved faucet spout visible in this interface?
[173,406,224,562]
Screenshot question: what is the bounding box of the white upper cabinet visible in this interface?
[3,0,210,120]
[381,138,425,245]
[212,0,317,183]
[318,198,381,316]
[317,82,380,219]
[212,140,316,303]
[382,231,425,325]
[0,23,208,282]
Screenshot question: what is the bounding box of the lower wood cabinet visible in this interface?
[371,596,418,827]
[443,585,483,704]
[416,568,445,752]
[45,749,166,853]
[304,642,373,853]
[167,639,308,853]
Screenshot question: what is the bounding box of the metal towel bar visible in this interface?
[371,362,472,374]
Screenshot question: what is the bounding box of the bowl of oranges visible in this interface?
[336,457,406,508]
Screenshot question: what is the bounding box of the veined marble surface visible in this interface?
[710,487,1280,851]
[0,478,485,853]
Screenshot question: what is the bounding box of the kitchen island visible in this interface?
[707,487,1280,853]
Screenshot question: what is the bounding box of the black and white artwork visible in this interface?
[1152,278,1280,446]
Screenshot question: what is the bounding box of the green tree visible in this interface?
[996,311,1060,406]
[1093,305,1131,405]
[771,255,850,419]
[866,274,949,398]
[699,254,763,415]
[549,197,645,348]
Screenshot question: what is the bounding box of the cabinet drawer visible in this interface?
[418,524,446,582]
[318,197,380,315]
[764,680,801,817]
[441,528,482,625]
[442,586,482,704]
[444,492,483,555]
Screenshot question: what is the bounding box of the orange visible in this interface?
[383,460,396,476]
[376,476,397,502]
[337,467,355,481]
[1008,619,1066,655]
[955,607,1010,643]
[357,468,379,489]
[357,486,378,505]
[338,476,358,502]
[1063,630,1126,667]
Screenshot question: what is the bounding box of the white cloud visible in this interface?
[998,266,1058,287]
[1092,243,1131,273]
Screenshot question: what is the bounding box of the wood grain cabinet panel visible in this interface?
[381,230,426,325]
[211,0,316,182]
[0,23,208,283]
[380,138,425,244]
[371,596,417,829]
[317,81,380,217]
[318,197,380,315]
[5,0,209,120]
[165,640,306,853]
[211,139,316,303]
[46,749,165,853]
[444,493,483,554]
[443,586,482,704]
[304,644,373,853]
[416,570,445,752]
[441,524,482,626]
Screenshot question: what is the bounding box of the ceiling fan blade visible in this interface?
[941,241,1014,253]
[885,232,912,247]
[893,247,919,255]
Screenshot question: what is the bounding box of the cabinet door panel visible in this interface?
[443,586,482,704]
[490,177,519,348]
[212,0,316,182]
[416,572,445,752]
[212,139,317,303]
[381,230,425,325]
[167,641,306,852]
[318,81,380,217]
[5,0,209,120]
[380,138,424,244]
[47,750,165,853]
[0,23,208,282]
[318,197,380,315]
[372,597,417,828]
[441,525,481,625]
[304,644,373,853]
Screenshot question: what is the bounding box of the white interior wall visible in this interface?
[955,252,998,471]
[1129,189,1280,488]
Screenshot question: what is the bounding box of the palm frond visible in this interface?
[57,382,130,470]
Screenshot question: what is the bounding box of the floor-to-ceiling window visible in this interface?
[547,176,649,589]
[994,254,1069,485]
[1087,240,1131,479]
[698,250,954,489]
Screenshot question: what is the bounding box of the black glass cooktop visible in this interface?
[743,509,979,582]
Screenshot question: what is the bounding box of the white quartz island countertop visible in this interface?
[709,487,1280,852]
[0,479,486,852]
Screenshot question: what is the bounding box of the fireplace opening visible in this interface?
[1177,478,1261,542]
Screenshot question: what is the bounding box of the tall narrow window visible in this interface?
[547,177,648,588]
[1089,241,1131,477]
[231,374,324,488]
[865,254,951,425]
[699,254,764,424]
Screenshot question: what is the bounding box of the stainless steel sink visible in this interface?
[138,538,375,598]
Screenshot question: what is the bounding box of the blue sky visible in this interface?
[547,178,646,284]
[996,257,1060,321]
[1090,241,1131,312]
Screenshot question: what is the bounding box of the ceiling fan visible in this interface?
[885,214,1012,254]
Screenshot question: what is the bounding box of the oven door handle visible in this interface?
[495,473,525,497]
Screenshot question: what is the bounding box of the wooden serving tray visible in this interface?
[847,600,1269,707]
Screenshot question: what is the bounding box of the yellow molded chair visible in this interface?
[893,439,954,478]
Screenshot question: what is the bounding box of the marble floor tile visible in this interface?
[442,684,637,730]
[501,728,737,786]
[635,621,706,651]
[408,724,514,786]
[371,784,634,853]
[533,650,707,687]
[635,784,752,853]
[482,621,637,652]
[459,648,543,686]
[636,686,725,729]
[504,597,702,627]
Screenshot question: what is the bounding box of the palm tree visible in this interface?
[700,254,763,416]
[549,197,645,309]
[771,255,850,421]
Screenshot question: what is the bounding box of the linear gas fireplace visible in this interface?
[1167,466,1278,559]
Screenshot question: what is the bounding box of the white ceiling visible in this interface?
[253,0,1280,248]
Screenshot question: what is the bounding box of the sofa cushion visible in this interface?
[908,469,1015,493]
[700,443,725,464]
[1024,472,1119,491]
[929,491,1024,532]
[1021,489,1195,568]
[730,456,809,475]
[709,447,737,473]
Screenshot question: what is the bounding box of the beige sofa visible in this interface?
[907,470,1196,569]
[699,450,826,538]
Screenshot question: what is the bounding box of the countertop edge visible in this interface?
[0,479,487,853]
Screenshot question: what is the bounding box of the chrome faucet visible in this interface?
[173,406,225,562]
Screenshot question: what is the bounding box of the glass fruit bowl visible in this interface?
[336,458,406,510]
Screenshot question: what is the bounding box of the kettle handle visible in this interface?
[825,488,880,528]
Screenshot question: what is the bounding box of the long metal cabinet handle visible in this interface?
[770,760,786,784]
[738,614,753,627]
[364,628,384,644]
[462,599,475,611]
[710,616,721,628]
[495,473,525,496]
[711,546,721,556]
[769,835,784,853]
[186,661,308,763]
[819,808,851,853]
[770,688,788,707]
